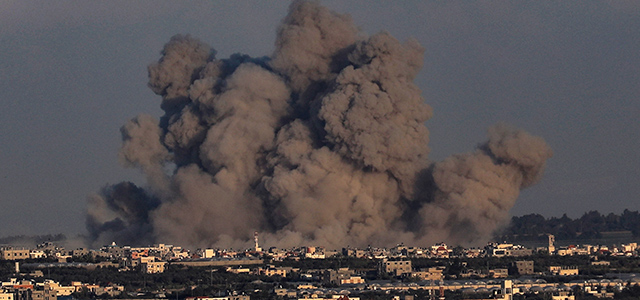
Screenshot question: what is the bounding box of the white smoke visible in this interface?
[86,1,552,249]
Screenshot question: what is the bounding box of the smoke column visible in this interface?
[86,1,552,249]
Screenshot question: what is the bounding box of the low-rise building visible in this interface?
[411,267,444,281]
[141,261,167,274]
[324,268,357,285]
[29,251,45,260]
[551,291,575,300]
[515,260,534,275]
[0,248,30,261]
[430,243,451,258]
[0,292,14,300]
[227,267,251,274]
[93,284,124,297]
[340,276,365,285]
[486,243,532,257]
[43,281,74,297]
[549,266,578,276]
[489,268,509,278]
[259,266,287,277]
[383,260,412,276]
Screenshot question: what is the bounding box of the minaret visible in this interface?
[254,231,262,252]
[548,234,555,255]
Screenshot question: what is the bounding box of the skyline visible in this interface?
[1,1,639,240]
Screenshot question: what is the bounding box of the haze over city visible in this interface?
[0,1,638,247]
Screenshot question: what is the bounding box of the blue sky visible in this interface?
[0,1,638,237]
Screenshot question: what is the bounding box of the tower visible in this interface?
[548,234,555,254]
[502,280,513,300]
[254,231,262,252]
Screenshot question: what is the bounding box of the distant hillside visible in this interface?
[0,234,66,247]
[495,209,640,243]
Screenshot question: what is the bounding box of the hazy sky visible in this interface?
[1,1,638,238]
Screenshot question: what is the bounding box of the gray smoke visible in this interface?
[86,0,552,249]
[416,124,553,244]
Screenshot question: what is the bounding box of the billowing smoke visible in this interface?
[87,1,552,249]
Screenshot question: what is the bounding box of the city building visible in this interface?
[340,276,365,285]
[0,248,30,261]
[0,292,14,300]
[382,260,412,276]
[259,266,288,277]
[411,267,444,281]
[549,266,578,276]
[489,268,509,278]
[324,268,357,285]
[141,261,167,274]
[515,260,534,275]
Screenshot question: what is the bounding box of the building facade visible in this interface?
[383,260,412,276]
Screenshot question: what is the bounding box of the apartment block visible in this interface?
[515,260,534,275]
[383,260,412,276]
[0,248,30,261]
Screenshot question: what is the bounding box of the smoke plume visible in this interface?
[87,1,552,249]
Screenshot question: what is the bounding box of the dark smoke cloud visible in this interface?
[86,0,552,249]
[87,182,159,246]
